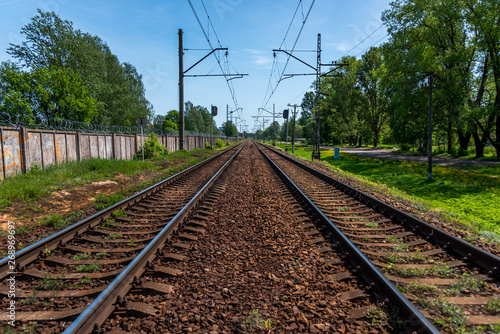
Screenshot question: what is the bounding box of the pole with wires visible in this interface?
[312,33,321,160]
[178,29,185,151]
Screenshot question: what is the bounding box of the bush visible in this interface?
[135,133,168,159]
[216,138,225,148]
[205,142,212,149]
[226,140,231,146]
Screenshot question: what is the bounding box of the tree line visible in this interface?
[262,0,499,158]
[0,10,154,127]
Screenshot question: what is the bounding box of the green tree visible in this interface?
[0,61,33,120]
[7,10,153,126]
[222,121,238,137]
[0,61,96,122]
[358,47,389,147]
[464,0,500,157]
[163,110,179,131]
[382,0,478,153]
[321,56,367,146]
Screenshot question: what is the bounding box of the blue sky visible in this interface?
[0,0,391,132]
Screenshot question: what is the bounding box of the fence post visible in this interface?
[75,132,81,161]
[19,127,29,173]
[111,133,117,160]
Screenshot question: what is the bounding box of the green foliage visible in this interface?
[205,142,212,149]
[4,10,154,126]
[76,263,103,272]
[72,253,91,261]
[135,133,168,159]
[80,276,92,285]
[366,306,388,326]
[93,193,126,211]
[95,252,108,259]
[0,158,154,204]
[184,101,218,134]
[222,120,238,137]
[216,138,225,148]
[0,199,13,210]
[41,272,65,291]
[41,214,72,230]
[113,209,127,217]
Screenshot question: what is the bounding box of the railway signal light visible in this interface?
[283,109,289,119]
[211,105,218,116]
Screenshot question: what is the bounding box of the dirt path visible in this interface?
[322,146,500,168]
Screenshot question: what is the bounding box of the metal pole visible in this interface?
[312,33,322,161]
[211,106,213,149]
[428,74,433,182]
[178,29,184,150]
[285,117,289,151]
[272,103,276,146]
[141,125,144,162]
[291,104,297,154]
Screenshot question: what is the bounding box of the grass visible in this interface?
[0,145,222,212]
[0,159,157,204]
[275,143,500,238]
[40,211,84,231]
[93,193,126,211]
[76,263,103,272]
[40,272,65,291]
[72,252,91,261]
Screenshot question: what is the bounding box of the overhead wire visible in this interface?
[341,24,384,58]
[186,0,243,121]
[354,34,389,57]
[260,0,316,113]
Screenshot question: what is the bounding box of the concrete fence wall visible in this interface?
[0,126,235,180]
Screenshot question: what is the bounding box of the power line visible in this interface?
[187,0,243,116]
[354,34,389,57]
[341,24,384,58]
[261,0,316,112]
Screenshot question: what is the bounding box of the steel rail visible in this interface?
[0,143,242,280]
[259,142,500,275]
[255,141,439,334]
[65,141,247,334]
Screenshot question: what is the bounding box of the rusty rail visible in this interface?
[255,141,440,334]
[64,142,247,333]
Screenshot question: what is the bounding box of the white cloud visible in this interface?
[254,55,272,65]
[325,42,351,52]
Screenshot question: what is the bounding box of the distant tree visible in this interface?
[299,91,314,126]
[358,47,389,147]
[222,121,238,137]
[263,121,280,141]
[6,9,153,126]
[163,110,179,131]
[184,101,217,133]
[0,61,96,122]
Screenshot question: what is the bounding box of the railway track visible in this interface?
[73,141,396,333]
[256,141,500,333]
[0,142,245,333]
[3,140,499,333]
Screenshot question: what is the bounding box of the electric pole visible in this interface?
[428,73,433,182]
[273,33,347,161]
[288,103,299,154]
[178,29,184,150]
[258,104,281,146]
[313,33,321,160]
[178,29,247,150]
